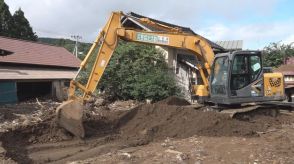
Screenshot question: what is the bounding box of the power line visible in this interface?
[71,35,82,58]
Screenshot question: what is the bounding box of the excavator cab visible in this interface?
[209,50,285,105]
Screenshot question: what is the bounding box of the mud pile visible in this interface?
[0,97,293,163]
[156,96,191,106]
[117,103,289,145]
[1,97,291,144]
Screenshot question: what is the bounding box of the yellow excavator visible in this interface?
[56,11,291,138]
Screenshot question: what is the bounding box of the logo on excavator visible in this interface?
[136,33,169,45]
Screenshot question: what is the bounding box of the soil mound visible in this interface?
[116,101,292,145]
[156,96,190,106]
[1,96,293,162]
[118,105,254,139]
[1,97,290,145]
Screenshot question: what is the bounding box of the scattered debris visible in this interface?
[0,96,293,163]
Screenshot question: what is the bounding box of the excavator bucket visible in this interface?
[56,100,85,138]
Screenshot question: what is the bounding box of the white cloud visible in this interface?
[197,24,230,41]
[197,20,294,49]
[283,34,294,45]
[4,0,290,49]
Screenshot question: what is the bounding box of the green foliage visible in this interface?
[0,0,13,37]
[263,42,294,67]
[38,37,91,59]
[12,8,37,41]
[84,41,180,101]
[0,1,37,40]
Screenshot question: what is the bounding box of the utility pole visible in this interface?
[71,35,82,58]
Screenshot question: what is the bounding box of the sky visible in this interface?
[5,0,294,49]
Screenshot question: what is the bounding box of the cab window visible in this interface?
[211,56,228,95]
[249,55,261,80]
[230,55,261,90]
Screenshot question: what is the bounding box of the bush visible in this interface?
[262,42,294,67]
[98,41,180,101]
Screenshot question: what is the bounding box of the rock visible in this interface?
[0,142,6,155]
[140,129,148,135]
[22,119,31,126]
[146,99,152,104]
[0,146,6,155]
[249,154,254,159]
[119,147,138,153]
[161,138,173,148]
[120,152,132,159]
[165,149,188,161]
[12,120,18,124]
[195,160,202,164]
[67,162,79,164]
[164,137,171,143]
[165,149,180,153]
[108,100,137,111]
[168,145,176,150]
[94,98,105,107]
[0,114,4,120]
[176,153,189,161]
[161,143,168,147]
[28,136,36,143]
[87,97,96,103]
[58,129,73,140]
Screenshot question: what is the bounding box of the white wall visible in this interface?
[156,46,197,101]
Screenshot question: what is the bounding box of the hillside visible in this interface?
[38,37,91,59]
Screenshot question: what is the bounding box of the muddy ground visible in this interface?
[0,97,294,163]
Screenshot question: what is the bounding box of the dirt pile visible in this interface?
[156,96,191,106]
[0,96,293,163]
[1,97,291,144]
[117,104,290,146]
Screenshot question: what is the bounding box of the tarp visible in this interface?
[0,81,17,104]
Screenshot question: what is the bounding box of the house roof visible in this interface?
[0,36,80,68]
[127,12,195,34]
[274,64,294,76]
[124,12,225,51]
[215,40,243,51]
[286,57,294,65]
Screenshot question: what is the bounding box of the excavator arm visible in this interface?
[73,12,214,101]
[56,11,215,138]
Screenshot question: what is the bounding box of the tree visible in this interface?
[100,41,180,101]
[0,0,38,41]
[12,8,38,41]
[0,0,13,37]
[263,42,294,67]
[79,41,180,101]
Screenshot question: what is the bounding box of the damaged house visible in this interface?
[122,12,228,100]
[0,36,80,104]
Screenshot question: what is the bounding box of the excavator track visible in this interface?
[189,102,293,118]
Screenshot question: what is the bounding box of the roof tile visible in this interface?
[0,36,80,68]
